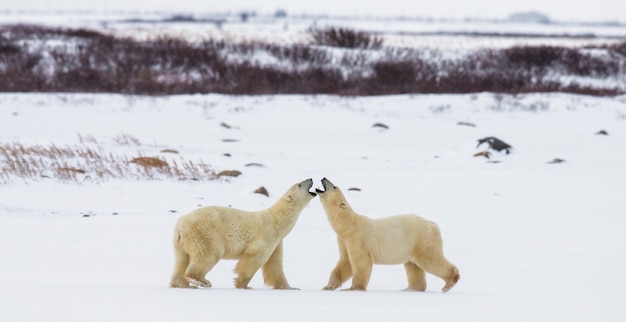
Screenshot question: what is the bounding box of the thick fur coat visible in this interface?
[169,178,316,289]
[316,178,459,292]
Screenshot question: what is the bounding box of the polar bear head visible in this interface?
[278,178,317,206]
[315,177,353,214]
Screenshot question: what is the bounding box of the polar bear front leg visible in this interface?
[323,239,353,290]
[344,246,372,291]
[262,242,297,289]
[345,261,372,291]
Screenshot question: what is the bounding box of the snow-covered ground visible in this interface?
[2,1,626,320]
[1,92,625,321]
[3,11,626,50]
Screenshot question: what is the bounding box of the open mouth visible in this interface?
[301,178,317,197]
[316,177,333,194]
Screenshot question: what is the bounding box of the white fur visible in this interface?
[318,178,459,292]
[169,178,315,289]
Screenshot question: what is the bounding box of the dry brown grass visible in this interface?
[0,141,218,184]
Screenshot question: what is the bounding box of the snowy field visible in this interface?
[3,0,626,50]
[2,12,626,50]
[1,92,625,321]
[2,1,626,320]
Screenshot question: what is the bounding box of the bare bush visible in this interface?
[308,26,383,49]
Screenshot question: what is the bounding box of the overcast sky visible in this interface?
[4,0,624,23]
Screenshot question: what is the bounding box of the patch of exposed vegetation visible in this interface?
[0,139,218,184]
[1,24,624,96]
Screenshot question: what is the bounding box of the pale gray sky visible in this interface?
[4,0,624,23]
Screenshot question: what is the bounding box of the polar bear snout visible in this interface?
[298,178,317,197]
[316,177,339,195]
[319,177,336,192]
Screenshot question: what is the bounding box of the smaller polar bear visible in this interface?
[316,178,459,292]
[169,178,317,289]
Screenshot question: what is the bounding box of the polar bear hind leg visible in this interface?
[170,227,218,288]
[170,244,193,288]
[441,265,460,292]
[404,262,427,291]
[180,239,222,288]
[413,255,459,292]
[410,224,460,292]
[234,249,274,289]
[184,253,220,288]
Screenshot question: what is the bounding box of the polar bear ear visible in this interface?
[286,195,293,202]
[340,202,346,208]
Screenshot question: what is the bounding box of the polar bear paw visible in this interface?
[187,277,212,288]
[341,287,366,291]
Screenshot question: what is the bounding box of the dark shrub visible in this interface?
[0,36,20,55]
[0,24,623,96]
[308,26,383,49]
[609,41,626,57]
[503,45,563,69]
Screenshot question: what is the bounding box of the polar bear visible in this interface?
[316,178,459,292]
[169,178,317,289]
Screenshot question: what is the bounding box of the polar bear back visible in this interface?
[175,206,269,259]
[361,214,443,265]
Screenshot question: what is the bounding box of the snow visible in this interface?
[1,92,626,321]
[4,1,626,54]
[2,3,626,320]
[3,12,626,50]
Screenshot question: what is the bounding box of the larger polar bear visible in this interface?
[169,178,317,289]
[316,178,459,292]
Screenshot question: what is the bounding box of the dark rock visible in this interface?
[372,123,389,130]
[457,121,476,127]
[547,158,565,164]
[477,137,512,154]
[218,170,242,177]
[255,186,269,197]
